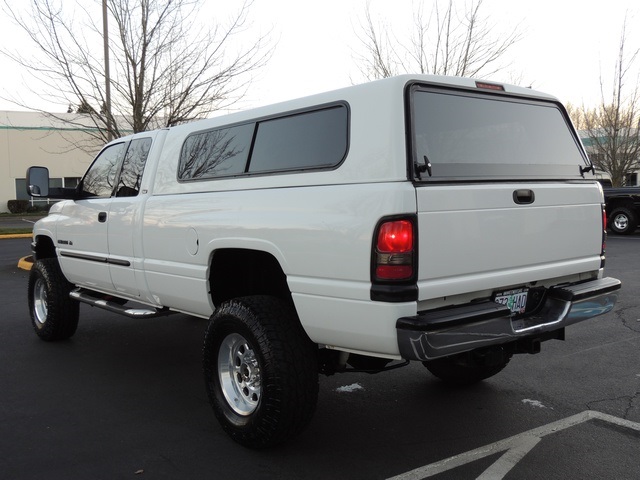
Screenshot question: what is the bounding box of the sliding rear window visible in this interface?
[409,86,589,181]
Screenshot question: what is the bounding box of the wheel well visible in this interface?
[209,249,291,307]
[606,198,635,214]
[33,235,56,261]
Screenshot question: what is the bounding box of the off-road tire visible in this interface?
[203,295,318,448]
[27,258,79,341]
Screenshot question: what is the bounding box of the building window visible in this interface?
[64,177,80,189]
[625,173,638,186]
[14,179,29,201]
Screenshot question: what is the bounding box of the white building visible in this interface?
[1,111,96,213]
[579,130,640,187]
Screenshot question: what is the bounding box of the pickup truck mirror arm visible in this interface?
[48,187,81,200]
[414,155,432,180]
[580,164,594,176]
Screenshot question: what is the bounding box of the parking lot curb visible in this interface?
[0,233,32,239]
[18,256,33,271]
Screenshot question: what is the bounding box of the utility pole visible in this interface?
[102,0,112,141]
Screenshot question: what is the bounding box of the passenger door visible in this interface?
[56,142,127,292]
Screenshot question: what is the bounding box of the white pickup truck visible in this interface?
[26,74,621,448]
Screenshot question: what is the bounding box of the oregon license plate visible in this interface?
[494,288,528,314]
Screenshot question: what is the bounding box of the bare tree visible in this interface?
[354,0,522,81]
[2,0,272,151]
[565,103,587,130]
[579,17,640,187]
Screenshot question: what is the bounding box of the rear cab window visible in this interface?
[407,84,590,182]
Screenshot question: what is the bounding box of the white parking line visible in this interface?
[476,435,540,480]
[387,410,640,480]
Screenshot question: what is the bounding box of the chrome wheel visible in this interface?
[218,333,261,416]
[203,296,319,448]
[613,213,629,231]
[608,207,637,235]
[33,277,48,327]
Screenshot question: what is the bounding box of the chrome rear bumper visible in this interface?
[396,277,621,361]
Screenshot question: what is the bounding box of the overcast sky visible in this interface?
[1,0,639,113]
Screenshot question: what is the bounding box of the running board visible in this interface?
[70,289,173,319]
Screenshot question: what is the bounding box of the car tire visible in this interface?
[27,258,79,341]
[203,295,318,448]
[423,351,511,386]
[609,207,638,235]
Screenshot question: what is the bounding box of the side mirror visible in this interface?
[26,166,50,197]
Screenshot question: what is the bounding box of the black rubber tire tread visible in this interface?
[608,206,638,235]
[203,295,319,449]
[423,355,510,386]
[27,258,79,341]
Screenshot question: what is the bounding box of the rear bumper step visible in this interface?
[70,289,173,319]
[397,277,621,361]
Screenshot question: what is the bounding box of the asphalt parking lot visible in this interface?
[1,235,639,479]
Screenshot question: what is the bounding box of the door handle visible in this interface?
[513,189,535,205]
[98,212,107,223]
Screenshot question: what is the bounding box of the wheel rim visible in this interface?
[218,333,261,416]
[33,277,48,327]
[613,214,629,231]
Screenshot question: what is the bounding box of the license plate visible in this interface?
[494,288,528,314]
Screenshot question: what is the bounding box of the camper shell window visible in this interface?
[178,104,349,181]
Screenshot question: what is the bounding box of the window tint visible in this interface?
[81,143,126,197]
[411,88,587,180]
[116,137,152,197]
[178,124,253,180]
[249,106,347,173]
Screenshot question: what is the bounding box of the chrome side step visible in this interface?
[70,289,173,319]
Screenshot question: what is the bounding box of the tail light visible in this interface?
[373,217,416,281]
[602,205,607,256]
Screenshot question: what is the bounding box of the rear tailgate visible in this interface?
[415,182,604,302]
[407,81,603,305]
